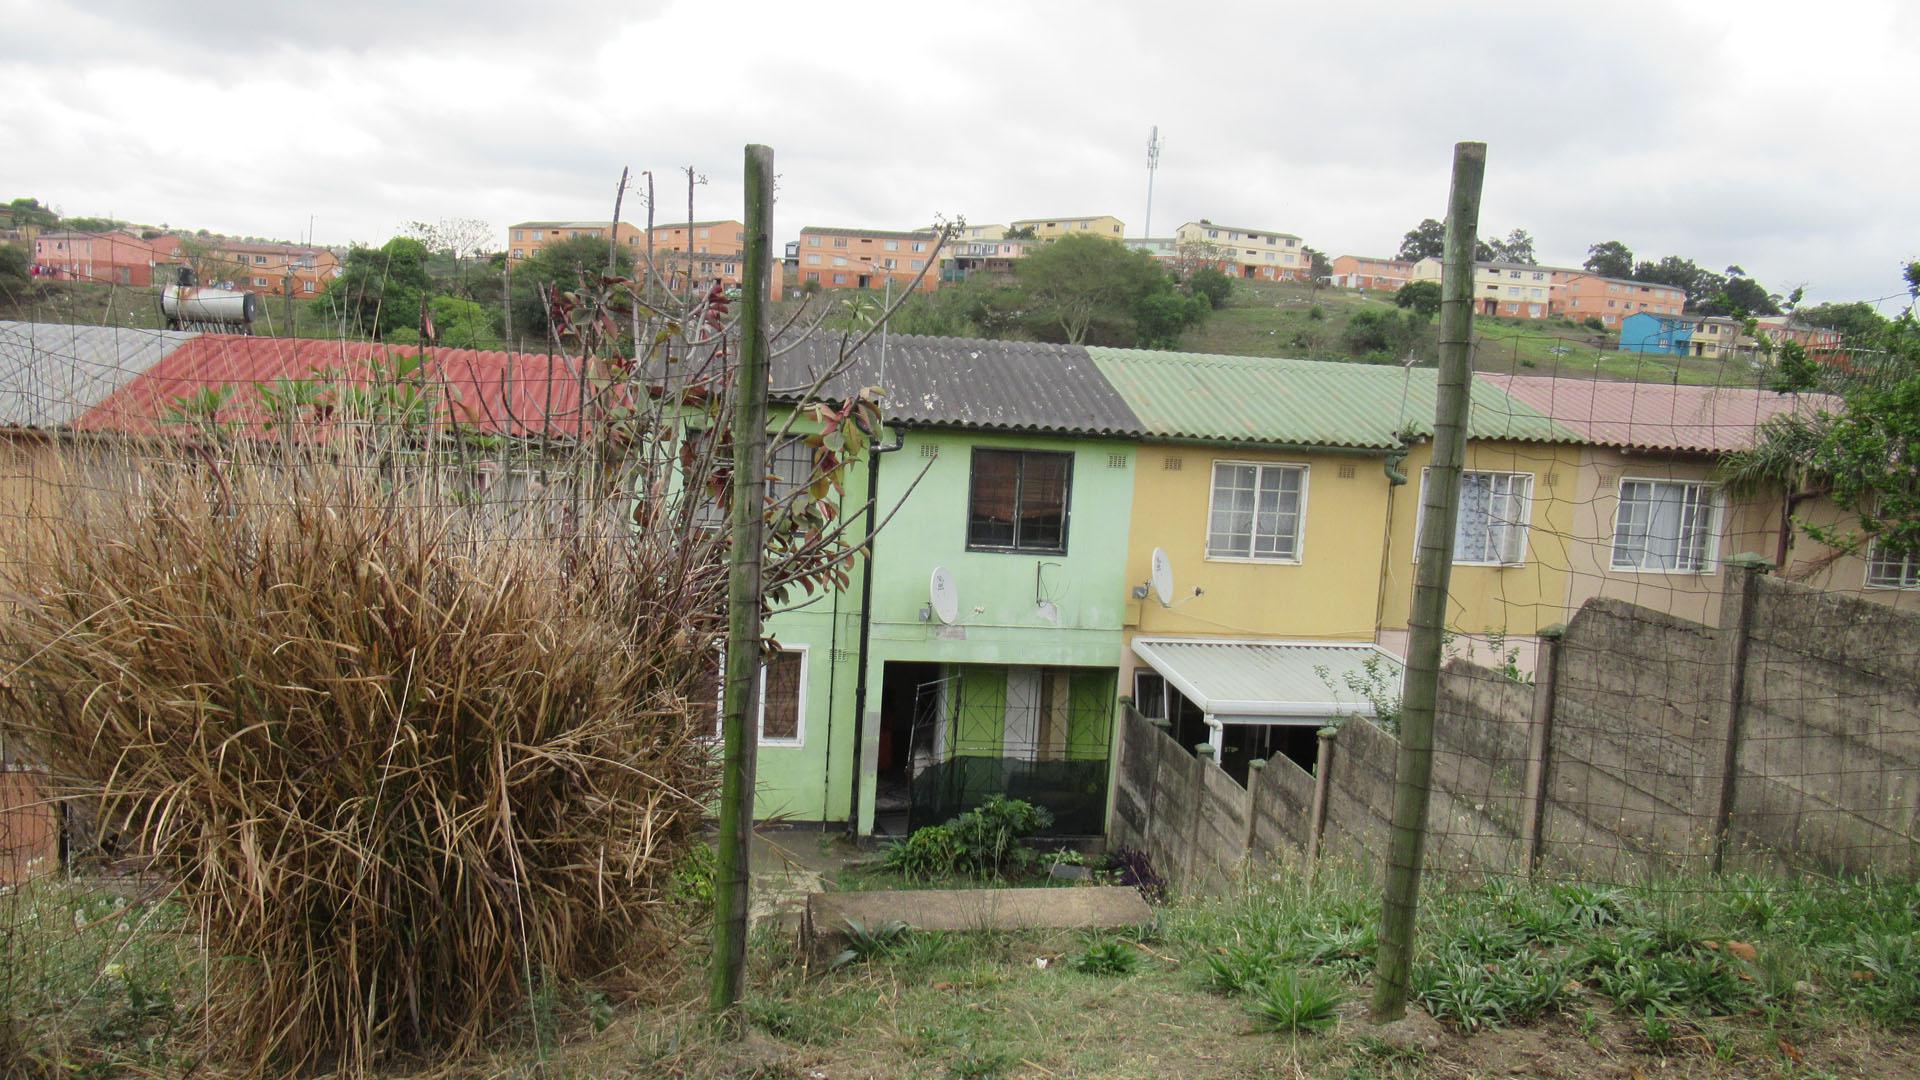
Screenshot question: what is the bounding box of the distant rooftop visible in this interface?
[1481,375,1838,454]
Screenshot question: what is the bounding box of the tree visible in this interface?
[317,237,436,340]
[1800,301,1888,342]
[508,235,635,343]
[1188,267,1232,309]
[1397,219,1446,262]
[1132,291,1208,349]
[1301,245,1332,281]
[60,216,123,234]
[1014,233,1171,345]
[1479,228,1536,265]
[1003,226,1038,240]
[1633,256,1726,313]
[1394,280,1442,317]
[1172,237,1230,278]
[1584,240,1634,278]
[1709,269,1784,318]
[0,242,30,299]
[1728,262,1920,567]
[1343,308,1429,360]
[4,198,59,229]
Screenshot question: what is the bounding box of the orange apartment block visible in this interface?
[31,229,184,287]
[795,226,944,291]
[1330,254,1415,291]
[508,219,748,289]
[506,221,644,262]
[192,239,343,298]
[1555,271,1685,327]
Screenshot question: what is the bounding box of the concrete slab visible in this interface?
[799,886,1153,965]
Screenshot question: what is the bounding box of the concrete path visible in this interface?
[800,885,1152,964]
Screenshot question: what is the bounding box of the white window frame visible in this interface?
[705,645,809,747]
[1865,541,1920,590]
[1132,669,1169,720]
[1610,478,1722,574]
[1204,460,1308,564]
[1415,469,1533,566]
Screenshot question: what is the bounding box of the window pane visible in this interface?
[967,451,1018,548]
[1016,453,1070,551]
[1454,473,1493,563]
[1208,464,1256,556]
[1613,481,1651,568]
[1253,467,1301,558]
[768,439,814,503]
[761,651,803,741]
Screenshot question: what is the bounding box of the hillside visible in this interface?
[1179,280,1755,387]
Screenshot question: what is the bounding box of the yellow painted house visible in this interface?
[1085,347,1583,780]
[1009,215,1126,241]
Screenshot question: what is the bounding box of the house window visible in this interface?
[910,259,923,270]
[691,646,807,745]
[832,273,846,284]
[1866,542,1920,589]
[832,257,847,267]
[697,228,709,239]
[303,280,315,293]
[254,255,267,265]
[1419,471,1532,565]
[806,254,820,265]
[912,242,927,253]
[884,240,899,251]
[1207,461,1305,561]
[1133,669,1169,720]
[805,271,819,282]
[809,236,822,246]
[1612,479,1719,573]
[1532,272,1545,281]
[966,448,1072,554]
[1509,270,1521,279]
[833,238,848,248]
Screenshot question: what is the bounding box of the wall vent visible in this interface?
[1337,464,1357,479]
[919,444,938,459]
[1546,471,1559,489]
[1161,456,1183,471]
[1107,453,1128,469]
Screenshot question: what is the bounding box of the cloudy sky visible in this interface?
[5,0,1915,306]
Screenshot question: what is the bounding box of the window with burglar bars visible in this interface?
[689,436,817,528]
[1611,478,1719,573]
[1417,470,1532,565]
[689,646,806,745]
[966,448,1071,554]
[1207,461,1304,561]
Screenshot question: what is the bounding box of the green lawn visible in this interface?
[1178,281,1760,387]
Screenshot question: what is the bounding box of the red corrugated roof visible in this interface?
[80,335,613,438]
[1479,374,1839,454]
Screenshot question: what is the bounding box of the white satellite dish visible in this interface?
[1150,548,1175,607]
[929,565,961,624]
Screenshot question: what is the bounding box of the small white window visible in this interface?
[806,254,820,265]
[884,240,899,252]
[1612,479,1720,573]
[1418,471,1532,565]
[1866,542,1920,589]
[1207,462,1305,561]
[1133,670,1169,720]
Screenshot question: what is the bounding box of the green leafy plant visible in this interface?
[1072,937,1141,976]
[881,824,961,880]
[1200,944,1283,996]
[833,918,911,970]
[946,796,1054,878]
[1246,969,1345,1035]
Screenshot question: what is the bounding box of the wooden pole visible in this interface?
[1370,140,1485,1023]
[709,143,775,1016]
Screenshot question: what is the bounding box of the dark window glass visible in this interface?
[967,449,1071,553]
[762,650,804,741]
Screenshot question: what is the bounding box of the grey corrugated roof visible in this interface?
[766,334,1144,437]
[0,321,198,429]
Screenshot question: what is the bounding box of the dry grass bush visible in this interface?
[0,431,728,1076]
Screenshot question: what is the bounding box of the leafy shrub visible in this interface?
[1246,969,1345,1035]
[1415,952,1570,1031]
[1072,937,1141,976]
[1583,316,1606,331]
[882,824,962,880]
[1393,280,1441,317]
[1307,303,1327,321]
[947,796,1053,878]
[670,843,719,912]
[1106,846,1167,903]
[1188,267,1233,309]
[1201,944,1284,996]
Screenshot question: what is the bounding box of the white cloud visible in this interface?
[2,0,1913,304]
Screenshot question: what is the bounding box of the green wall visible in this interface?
[854,427,1136,833]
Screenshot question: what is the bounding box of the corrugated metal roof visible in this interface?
[767,334,1145,437]
[0,321,199,429]
[797,226,940,240]
[1481,375,1840,454]
[80,336,602,439]
[1132,637,1403,722]
[1087,347,1579,449]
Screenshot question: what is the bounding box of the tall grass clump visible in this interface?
[0,423,730,1074]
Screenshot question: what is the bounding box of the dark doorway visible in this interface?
[876,660,942,835]
[1219,723,1320,786]
[857,274,872,289]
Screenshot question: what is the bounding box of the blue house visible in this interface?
[1619,311,1692,356]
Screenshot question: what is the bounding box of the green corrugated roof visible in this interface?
[1085,347,1581,450]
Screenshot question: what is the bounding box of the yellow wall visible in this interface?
[1120,443,1395,686]
[1376,440,1584,670]
[1012,216,1125,241]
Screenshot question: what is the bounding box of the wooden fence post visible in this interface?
[1708,554,1770,874]
[1519,624,1564,877]
[1243,758,1266,861]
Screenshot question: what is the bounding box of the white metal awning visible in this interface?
[1131,636,1404,726]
